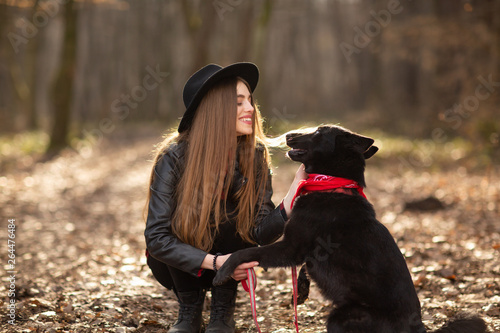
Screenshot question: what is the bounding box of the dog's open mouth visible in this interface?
[286,132,310,160]
[286,146,308,160]
[288,148,307,155]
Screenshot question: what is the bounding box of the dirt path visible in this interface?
[0,132,499,332]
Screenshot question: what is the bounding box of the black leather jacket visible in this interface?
[144,140,286,277]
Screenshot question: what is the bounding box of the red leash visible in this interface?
[291,266,300,332]
[243,267,300,333]
[242,268,263,333]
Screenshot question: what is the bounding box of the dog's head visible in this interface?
[286,125,378,186]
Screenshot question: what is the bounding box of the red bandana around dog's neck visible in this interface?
[291,174,366,209]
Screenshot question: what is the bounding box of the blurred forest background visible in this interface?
[1,1,500,332]
[0,0,499,165]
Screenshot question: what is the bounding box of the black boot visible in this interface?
[168,289,205,333]
[205,286,237,333]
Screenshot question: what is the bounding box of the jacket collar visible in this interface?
[229,159,248,196]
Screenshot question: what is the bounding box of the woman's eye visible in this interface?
[237,103,243,106]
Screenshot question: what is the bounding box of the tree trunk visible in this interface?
[181,0,217,73]
[27,0,42,130]
[46,0,77,155]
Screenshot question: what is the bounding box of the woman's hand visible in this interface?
[216,254,259,281]
[282,164,308,216]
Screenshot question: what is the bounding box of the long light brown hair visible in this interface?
[145,77,270,251]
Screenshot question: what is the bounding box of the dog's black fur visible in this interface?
[213,125,487,333]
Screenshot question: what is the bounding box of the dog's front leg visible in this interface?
[213,239,306,286]
[213,246,262,286]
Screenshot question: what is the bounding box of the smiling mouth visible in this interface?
[239,117,252,124]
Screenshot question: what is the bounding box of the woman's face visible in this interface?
[236,80,254,136]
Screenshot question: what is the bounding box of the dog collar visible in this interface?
[291,174,366,209]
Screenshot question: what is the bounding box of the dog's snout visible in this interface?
[286,132,306,142]
[286,133,299,144]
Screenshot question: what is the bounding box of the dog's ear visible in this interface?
[348,134,374,153]
[347,134,378,159]
[363,146,378,159]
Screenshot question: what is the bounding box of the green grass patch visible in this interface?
[0,131,49,172]
[0,131,49,157]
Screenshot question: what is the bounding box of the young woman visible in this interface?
[144,63,306,333]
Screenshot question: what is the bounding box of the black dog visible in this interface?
[214,125,487,333]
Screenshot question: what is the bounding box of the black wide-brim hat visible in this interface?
[178,62,259,133]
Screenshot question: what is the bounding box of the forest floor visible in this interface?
[0,127,499,333]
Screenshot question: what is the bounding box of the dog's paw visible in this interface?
[213,265,233,286]
[296,265,310,305]
[290,265,310,305]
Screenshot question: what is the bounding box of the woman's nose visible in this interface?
[244,100,254,112]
